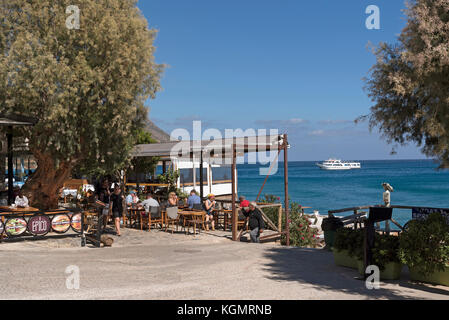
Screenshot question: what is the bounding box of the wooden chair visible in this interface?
[165,207,180,234]
[147,206,163,231]
[223,210,248,231]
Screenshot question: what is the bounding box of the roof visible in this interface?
[132,134,286,159]
[0,113,37,126]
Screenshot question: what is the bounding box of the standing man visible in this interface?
[244,202,265,243]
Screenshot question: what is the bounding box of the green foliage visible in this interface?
[176,190,189,200]
[126,128,159,178]
[363,0,449,167]
[0,0,163,176]
[334,227,400,270]
[158,169,180,194]
[372,234,401,271]
[334,227,364,260]
[284,202,320,248]
[399,212,449,276]
[259,194,319,247]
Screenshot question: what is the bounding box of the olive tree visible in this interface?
[0,0,163,208]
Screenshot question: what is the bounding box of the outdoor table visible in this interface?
[0,206,40,214]
[178,210,206,235]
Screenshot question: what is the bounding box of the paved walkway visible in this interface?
[0,228,448,300]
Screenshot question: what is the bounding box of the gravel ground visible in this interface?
[0,227,448,300]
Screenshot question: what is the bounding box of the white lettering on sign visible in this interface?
[32,220,48,233]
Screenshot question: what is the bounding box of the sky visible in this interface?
[137,0,426,161]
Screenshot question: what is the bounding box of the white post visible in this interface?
[192,155,197,190]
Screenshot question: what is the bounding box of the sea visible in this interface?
[237,159,449,227]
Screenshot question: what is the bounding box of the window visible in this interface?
[212,166,232,184]
[179,168,207,186]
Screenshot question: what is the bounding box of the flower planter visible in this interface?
[333,249,358,269]
[357,260,403,280]
[409,266,449,287]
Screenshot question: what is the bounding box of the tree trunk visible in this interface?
[22,151,73,210]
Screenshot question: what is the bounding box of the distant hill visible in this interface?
[145,119,171,143]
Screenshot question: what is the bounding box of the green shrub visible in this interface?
[399,212,449,276]
[281,202,320,248]
[372,234,400,271]
[334,227,364,259]
[260,195,319,248]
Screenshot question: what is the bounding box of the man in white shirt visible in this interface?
[15,190,29,208]
[140,193,159,213]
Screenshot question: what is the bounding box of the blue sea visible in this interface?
[237,160,449,227]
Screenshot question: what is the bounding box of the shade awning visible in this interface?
[132,134,286,159]
[0,113,37,126]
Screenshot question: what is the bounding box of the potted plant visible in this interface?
[357,233,403,280]
[399,212,449,286]
[321,215,344,250]
[333,227,363,269]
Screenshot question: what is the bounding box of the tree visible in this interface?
[127,128,159,188]
[0,0,163,208]
[363,0,449,168]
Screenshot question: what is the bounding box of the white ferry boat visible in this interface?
[316,159,361,170]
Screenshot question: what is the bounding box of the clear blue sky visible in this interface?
[137,0,426,161]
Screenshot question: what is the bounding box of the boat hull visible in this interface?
[316,164,352,170]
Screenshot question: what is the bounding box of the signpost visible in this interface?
[363,206,393,279]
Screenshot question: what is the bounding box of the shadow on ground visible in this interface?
[262,247,449,300]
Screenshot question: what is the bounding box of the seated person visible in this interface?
[140,193,160,213]
[126,190,139,207]
[15,190,29,208]
[187,190,201,209]
[204,194,216,231]
[167,192,178,207]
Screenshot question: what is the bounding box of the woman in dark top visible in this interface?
[97,180,111,229]
[110,186,124,236]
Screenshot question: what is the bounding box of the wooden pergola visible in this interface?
[0,113,36,204]
[133,133,291,245]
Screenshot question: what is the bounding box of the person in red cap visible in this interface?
[239,196,250,207]
[239,196,250,221]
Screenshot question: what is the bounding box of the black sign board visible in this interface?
[368,207,393,223]
[364,206,393,279]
